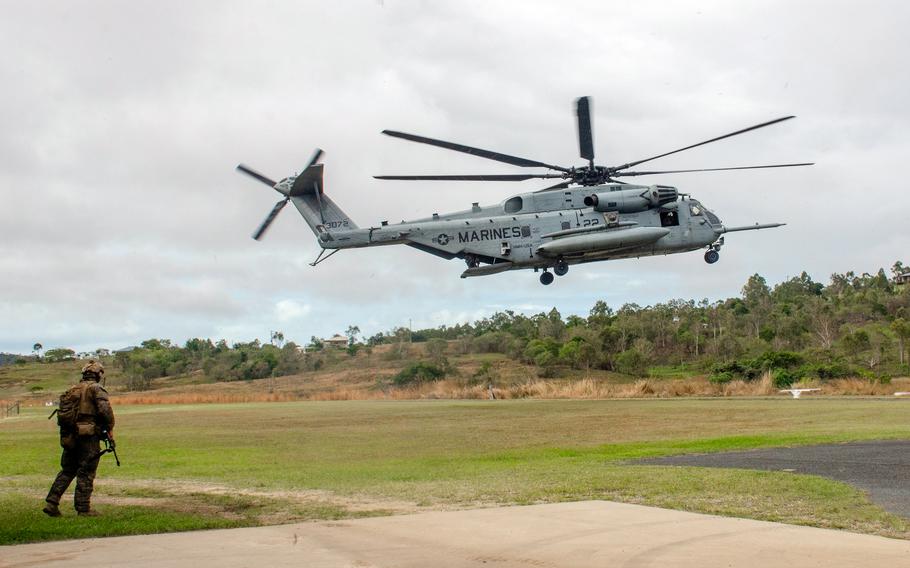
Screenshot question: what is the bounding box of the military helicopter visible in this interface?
[236,97,811,285]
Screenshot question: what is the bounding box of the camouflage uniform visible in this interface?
[44,361,115,516]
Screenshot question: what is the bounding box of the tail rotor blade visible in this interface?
[252,198,289,241]
[236,164,279,188]
[576,96,595,165]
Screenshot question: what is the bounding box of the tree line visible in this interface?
[19,262,910,390]
[372,262,910,387]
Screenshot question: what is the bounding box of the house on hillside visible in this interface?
[324,334,349,348]
[896,271,910,286]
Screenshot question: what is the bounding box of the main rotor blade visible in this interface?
[382,130,570,172]
[374,173,566,181]
[252,198,289,241]
[576,96,594,164]
[236,164,278,187]
[614,162,815,177]
[305,148,324,169]
[612,116,797,172]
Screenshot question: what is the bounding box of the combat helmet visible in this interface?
[81,359,105,381]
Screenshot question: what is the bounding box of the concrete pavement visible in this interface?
[2,501,909,568]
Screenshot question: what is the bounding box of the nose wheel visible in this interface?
[539,271,554,285]
[704,249,720,264]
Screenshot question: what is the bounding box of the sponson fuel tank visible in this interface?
[536,226,670,257]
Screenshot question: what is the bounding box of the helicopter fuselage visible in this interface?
[309,183,757,280]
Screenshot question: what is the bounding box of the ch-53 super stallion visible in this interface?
[236,97,812,285]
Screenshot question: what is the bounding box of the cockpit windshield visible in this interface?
[689,200,721,225]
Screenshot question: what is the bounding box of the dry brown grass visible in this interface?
[105,357,910,406]
[821,378,901,396]
[114,392,304,405]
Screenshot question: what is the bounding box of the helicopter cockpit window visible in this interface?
[504,196,523,214]
[689,204,703,216]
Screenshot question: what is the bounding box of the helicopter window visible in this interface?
[689,204,702,216]
[705,210,721,225]
[660,211,679,227]
[504,196,523,213]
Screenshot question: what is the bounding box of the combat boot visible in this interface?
[42,502,61,517]
[77,509,101,517]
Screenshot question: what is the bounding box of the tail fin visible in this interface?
[288,163,359,240]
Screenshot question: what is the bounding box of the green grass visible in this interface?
[0,492,245,545]
[2,398,909,544]
[648,364,700,379]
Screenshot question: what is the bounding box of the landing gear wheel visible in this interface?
[553,260,569,277]
[540,271,554,285]
[704,250,720,264]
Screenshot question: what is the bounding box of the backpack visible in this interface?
[49,383,90,432]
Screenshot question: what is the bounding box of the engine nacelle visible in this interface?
[583,185,678,213]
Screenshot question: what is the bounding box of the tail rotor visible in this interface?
[236,149,325,241]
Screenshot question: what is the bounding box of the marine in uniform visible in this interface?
[43,360,115,517]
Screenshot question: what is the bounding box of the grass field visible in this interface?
[2,398,910,545]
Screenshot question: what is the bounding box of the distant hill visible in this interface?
[0,353,27,367]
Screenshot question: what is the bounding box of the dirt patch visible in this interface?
[102,478,429,523]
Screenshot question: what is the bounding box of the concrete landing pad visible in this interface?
[2,501,908,568]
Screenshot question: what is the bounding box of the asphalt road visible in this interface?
[638,440,910,518]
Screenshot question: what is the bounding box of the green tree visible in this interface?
[742,274,772,338]
[32,343,43,359]
[841,329,870,359]
[588,300,614,325]
[345,325,361,346]
[425,338,448,364]
[891,318,910,365]
[44,348,76,362]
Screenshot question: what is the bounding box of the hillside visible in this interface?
[3,264,910,406]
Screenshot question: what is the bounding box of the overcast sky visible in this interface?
[2,0,908,354]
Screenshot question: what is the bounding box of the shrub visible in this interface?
[392,362,447,386]
[799,361,852,380]
[755,350,804,370]
[709,371,734,384]
[615,349,647,376]
[471,332,514,354]
[772,369,801,388]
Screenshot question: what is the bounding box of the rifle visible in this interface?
[99,430,121,467]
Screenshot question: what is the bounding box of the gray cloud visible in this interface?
[2,0,908,352]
